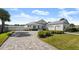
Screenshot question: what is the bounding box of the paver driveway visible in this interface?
[0,31,57,50]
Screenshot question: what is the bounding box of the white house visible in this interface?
[26,19,69,31]
[47,19,69,31]
[26,19,47,30]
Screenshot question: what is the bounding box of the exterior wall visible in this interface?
[27,25,39,30]
[47,24,64,31]
[27,24,47,30]
[5,26,27,31]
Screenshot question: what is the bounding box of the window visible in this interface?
[56,25,60,27]
[38,25,40,29]
[33,25,36,29]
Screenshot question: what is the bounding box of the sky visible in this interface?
[0,8,79,25]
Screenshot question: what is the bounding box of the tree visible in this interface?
[69,23,75,28]
[60,18,67,21]
[0,8,10,33]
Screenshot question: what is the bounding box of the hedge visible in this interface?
[38,30,64,38]
[66,28,78,32]
[50,30,64,34]
[38,30,52,38]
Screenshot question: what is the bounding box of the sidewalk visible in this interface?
[65,32,79,35]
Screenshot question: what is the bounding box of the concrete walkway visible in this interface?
[0,31,57,50]
[65,32,79,35]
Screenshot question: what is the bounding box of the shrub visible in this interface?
[7,32,14,36]
[38,30,64,38]
[38,30,52,38]
[44,31,52,37]
[32,29,38,31]
[42,28,48,31]
[66,28,78,32]
[50,30,64,34]
[76,28,79,31]
[38,31,45,38]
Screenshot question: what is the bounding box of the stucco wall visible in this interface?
[27,24,47,30]
[47,24,64,31]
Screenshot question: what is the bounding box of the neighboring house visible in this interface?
[47,20,69,31]
[26,19,47,30]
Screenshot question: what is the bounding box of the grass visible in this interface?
[0,32,13,46]
[42,34,79,50]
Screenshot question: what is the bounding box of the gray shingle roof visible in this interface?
[27,19,47,25]
[27,22,41,25]
[48,20,69,25]
[27,19,69,25]
[36,19,47,24]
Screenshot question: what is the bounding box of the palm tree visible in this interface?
[0,8,10,33]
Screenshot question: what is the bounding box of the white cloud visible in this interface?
[59,10,73,20]
[32,10,49,15]
[5,12,41,24]
[13,13,32,18]
[58,8,79,25]
[60,10,79,16]
[5,12,58,24]
[10,8,19,11]
[58,8,64,9]
[45,18,59,22]
[59,8,79,16]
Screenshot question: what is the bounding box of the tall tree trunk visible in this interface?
[1,20,5,33]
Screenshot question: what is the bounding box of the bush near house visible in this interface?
[66,27,78,32]
[50,30,64,34]
[38,30,64,38]
[38,30,52,38]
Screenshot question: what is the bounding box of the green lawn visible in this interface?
[0,32,13,46]
[42,34,79,50]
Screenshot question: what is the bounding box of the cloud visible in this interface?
[7,12,41,24]
[58,8,79,25]
[59,10,73,20]
[6,12,57,24]
[13,12,32,18]
[59,8,79,16]
[58,8,64,9]
[59,10,79,16]
[13,12,41,21]
[45,18,59,22]
[32,10,49,15]
[10,8,19,11]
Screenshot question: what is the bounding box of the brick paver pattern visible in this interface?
[0,31,57,50]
